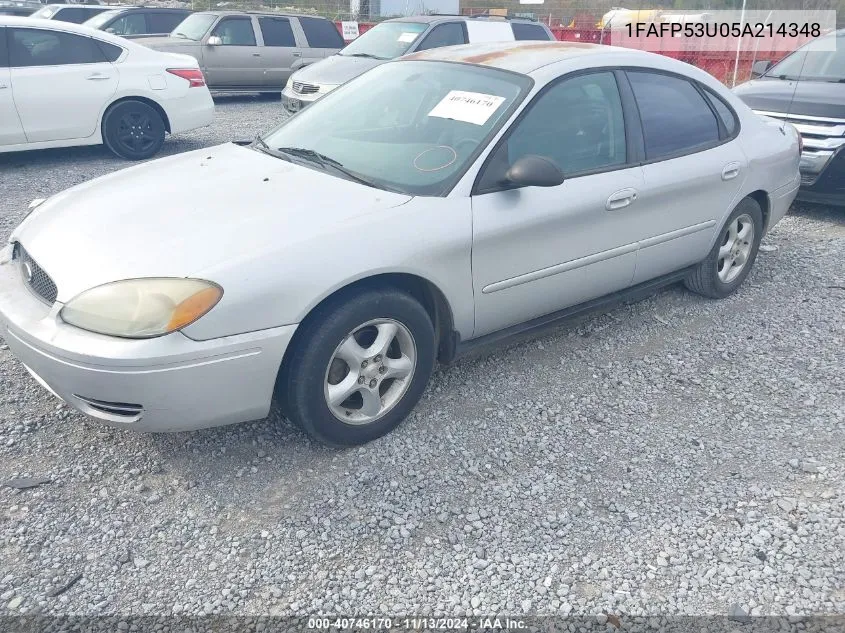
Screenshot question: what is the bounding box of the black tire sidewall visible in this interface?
[103,101,165,160]
[283,290,435,447]
[705,198,764,298]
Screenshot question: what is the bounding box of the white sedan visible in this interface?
[0,42,800,446]
[0,17,213,159]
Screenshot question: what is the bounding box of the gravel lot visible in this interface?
[0,95,843,621]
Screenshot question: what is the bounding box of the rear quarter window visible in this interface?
[96,39,123,62]
[702,88,739,138]
[298,16,343,48]
[511,22,552,40]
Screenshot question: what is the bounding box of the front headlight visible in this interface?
[285,76,294,90]
[60,278,223,339]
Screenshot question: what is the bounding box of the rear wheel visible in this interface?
[102,100,165,160]
[277,288,435,447]
[685,197,763,299]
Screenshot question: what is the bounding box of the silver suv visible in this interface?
[282,15,555,114]
[138,11,344,93]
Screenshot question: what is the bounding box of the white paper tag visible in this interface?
[427,90,506,126]
[398,32,418,43]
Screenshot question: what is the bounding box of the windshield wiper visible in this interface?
[275,146,383,189]
[343,52,389,60]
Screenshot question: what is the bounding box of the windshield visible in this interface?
[83,8,119,29]
[260,61,530,196]
[765,32,845,82]
[171,13,216,40]
[339,21,428,60]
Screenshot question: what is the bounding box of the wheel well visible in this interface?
[276,274,456,394]
[747,190,771,233]
[102,96,171,134]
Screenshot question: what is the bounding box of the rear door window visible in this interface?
[511,22,552,40]
[626,70,721,160]
[258,17,295,47]
[415,22,466,51]
[298,16,343,48]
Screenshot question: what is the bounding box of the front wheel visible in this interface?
[278,288,435,447]
[102,100,165,160]
[685,197,764,299]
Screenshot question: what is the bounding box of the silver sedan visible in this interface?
[0,41,800,446]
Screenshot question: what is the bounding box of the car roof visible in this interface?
[404,40,652,74]
[97,5,187,11]
[385,14,542,25]
[38,3,113,8]
[193,10,330,19]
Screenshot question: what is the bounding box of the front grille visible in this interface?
[292,81,319,95]
[73,395,144,419]
[13,243,58,305]
[754,110,845,152]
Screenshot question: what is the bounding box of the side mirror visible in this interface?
[751,60,772,78]
[206,35,222,46]
[504,155,564,189]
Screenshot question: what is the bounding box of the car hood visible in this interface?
[12,143,412,302]
[292,53,386,86]
[734,78,845,119]
[135,36,201,52]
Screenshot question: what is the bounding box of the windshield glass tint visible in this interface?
[767,33,845,81]
[83,9,119,29]
[261,61,530,196]
[340,22,427,59]
[171,13,216,40]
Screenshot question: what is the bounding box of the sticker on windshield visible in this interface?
[397,32,418,43]
[427,91,507,126]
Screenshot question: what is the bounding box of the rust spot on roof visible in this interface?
[405,41,603,66]
[460,41,597,65]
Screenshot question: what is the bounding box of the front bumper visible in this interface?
[796,147,845,206]
[0,250,296,432]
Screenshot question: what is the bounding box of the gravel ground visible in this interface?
[0,96,843,621]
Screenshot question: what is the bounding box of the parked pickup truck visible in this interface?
[136,10,344,93]
[734,28,845,205]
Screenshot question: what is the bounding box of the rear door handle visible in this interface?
[292,51,302,57]
[0,83,8,89]
[252,53,261,57]
[722,162,741,181]
[86,73,110,81]
[606,188,638,211]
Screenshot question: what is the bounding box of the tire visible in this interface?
[685,197,763,299]
[277,288,436,447]
[102,100,166,160]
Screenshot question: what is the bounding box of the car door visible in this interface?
[203,15,263,88]
[0,27,27,145]
[8,26,118,143]
[623,70,748,284]
[471,71,643,337]
[295,15,344,60]
[257,16,300,88]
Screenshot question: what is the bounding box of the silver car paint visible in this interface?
[0,45,800,432]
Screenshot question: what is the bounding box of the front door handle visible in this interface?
[606,188,638,211]
[252,53,261,57]
[292,51,302,57]
[722,162,741,181]
[86,73,110,81]
[0,83,8,89]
